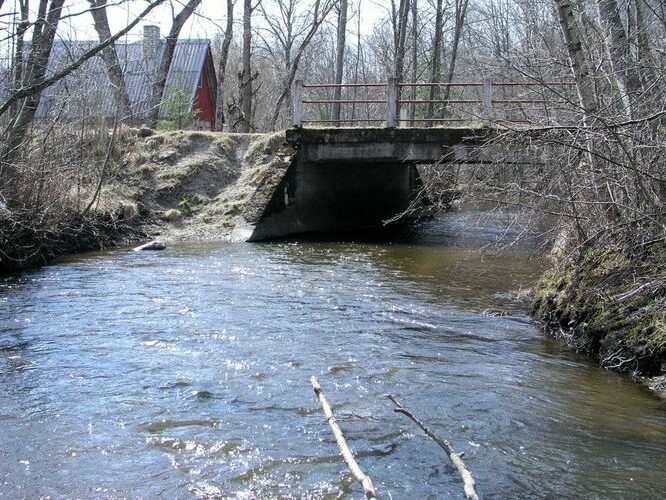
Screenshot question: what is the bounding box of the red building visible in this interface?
[193,57,216,131]
[36,26,218,131]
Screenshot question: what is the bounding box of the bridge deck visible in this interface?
[285,127,491,163]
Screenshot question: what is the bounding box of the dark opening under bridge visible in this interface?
[244,80,574,240]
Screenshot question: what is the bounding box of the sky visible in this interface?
[0,0,387,64]
[29,0,388,42]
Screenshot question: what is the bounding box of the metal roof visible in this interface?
[35,38,212,121]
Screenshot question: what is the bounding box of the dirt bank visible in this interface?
[113,130,294,242]
[532,244,666,393]
[0,130,293,275]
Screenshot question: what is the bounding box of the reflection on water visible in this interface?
[1,212,665,498]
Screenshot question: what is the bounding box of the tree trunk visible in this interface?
[394,0,410,118]
[10,0,29,118]
[554,0,598,121]
[634,0,656,87]
[441,0,469,113]
[89,0,133,122]
[595,0,640,120]
[350,0,362,122]
[2,0,65,164]
[216,0,235,131]
[239,0,254,133]
[426,0,443,121]
[332,0,349,126]
[147,0,202,128]
[409,0,417,122]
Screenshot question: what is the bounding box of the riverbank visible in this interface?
[0,129,292,275]
[532,244,666,394]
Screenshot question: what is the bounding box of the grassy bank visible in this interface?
[0,129,291,275]
[532,243,666,389]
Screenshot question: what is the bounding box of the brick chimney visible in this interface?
[143,25,160,63]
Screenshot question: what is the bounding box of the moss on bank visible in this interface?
[532,244,666,378]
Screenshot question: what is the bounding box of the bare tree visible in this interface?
[393,0,410,116]
[216,0,235,131]
[258,0,335,129]
[426,0,444,120]
[10,0,30,118]
[595,0,641,119]
[332,0,349,125]
[89,0,133,122]
[238,0,261,132]
[3,0,66,163]
[554,0,598,122]
[147,0,203,128]
[409,0,418,121]
[440,0,469,112]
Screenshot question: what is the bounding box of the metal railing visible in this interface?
[292,79,577,127]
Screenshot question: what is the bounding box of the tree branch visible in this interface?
[311,377,377,500]
[388,394,479,500]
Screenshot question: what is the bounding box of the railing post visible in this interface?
[293,79,303,128]
[483,78,493,125]
[386,78,397,128]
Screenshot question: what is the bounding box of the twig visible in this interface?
[388,394,479,500]
[310,376,377,500]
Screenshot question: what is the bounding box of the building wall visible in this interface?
[194,64,215,130]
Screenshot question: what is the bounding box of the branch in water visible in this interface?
[388,394,479,500]
[310,376,377,500]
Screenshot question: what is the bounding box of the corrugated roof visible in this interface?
[35,38,212,120]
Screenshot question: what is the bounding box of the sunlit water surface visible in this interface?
[1,212,665,498]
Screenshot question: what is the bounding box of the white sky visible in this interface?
[0,0,389,63]
[17,0,389,43]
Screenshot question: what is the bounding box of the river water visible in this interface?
[1,212,665,498]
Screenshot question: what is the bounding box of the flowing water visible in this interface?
[1,212,665,498]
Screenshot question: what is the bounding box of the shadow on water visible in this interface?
[1,210,665,498]
[261,209,544,248]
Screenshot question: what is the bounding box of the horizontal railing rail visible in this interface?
[293,79,576,127]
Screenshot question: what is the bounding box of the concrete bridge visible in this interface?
[246,126,491,240]
[244,80,572,240]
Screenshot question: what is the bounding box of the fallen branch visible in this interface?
[310,376,377,499]
[388,394,479,500]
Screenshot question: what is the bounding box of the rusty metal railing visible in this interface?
[292,79,576,127]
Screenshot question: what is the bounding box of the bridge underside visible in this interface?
[246,127,489,241]
[248,159,426,240]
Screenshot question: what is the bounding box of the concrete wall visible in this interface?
[248,157,424,240]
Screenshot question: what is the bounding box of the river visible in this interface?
[1,212,665,498]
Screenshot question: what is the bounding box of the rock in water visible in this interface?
[133,240,166,251]
[193,390,214,400]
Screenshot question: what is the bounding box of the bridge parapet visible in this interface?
[293,79,576,128]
